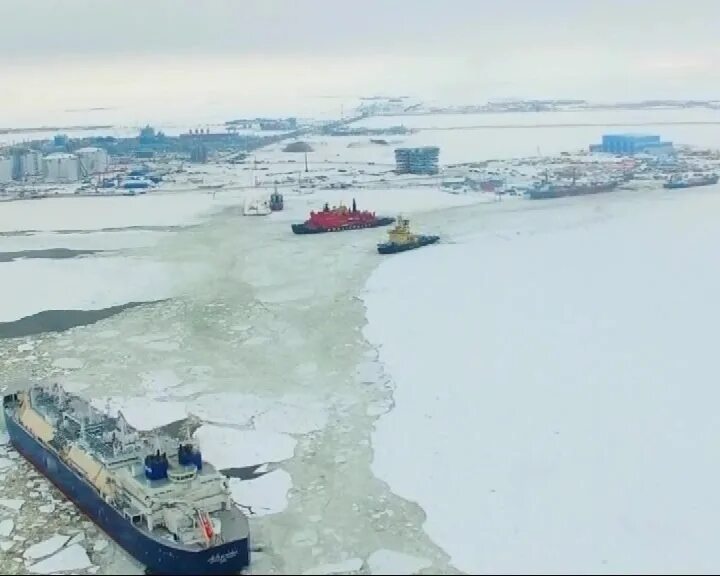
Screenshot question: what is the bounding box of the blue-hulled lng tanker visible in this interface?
[2,384,250,575]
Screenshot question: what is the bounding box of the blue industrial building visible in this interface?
[590,133,674,155]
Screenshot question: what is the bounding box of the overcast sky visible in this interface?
[1,0,718,125]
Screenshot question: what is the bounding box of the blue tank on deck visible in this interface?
[178,444,203,471]
[144,451,169,480]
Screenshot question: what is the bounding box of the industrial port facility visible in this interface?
[1,97,718,205]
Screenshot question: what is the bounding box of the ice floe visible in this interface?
[90,390,328,441]
[92,397,187,431]
[302,558,364,575]
[68,532,85,546]
[0,256,181,323]
[51,357,84,370]
[26,543,92,574]
[367,549,431,575]
[139,368,183,397]
[190,392,327,435]
[0,519,14,538]
[190,393,269,426]
[228,469,292,516]
[23,533,70,560]
[253,401,328,435]
[0,498,25,512]
[193,425,296,469]
[0,230,165,252]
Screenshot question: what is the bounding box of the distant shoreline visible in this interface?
[0,125,113,135]
[417,120,720,130]
[2,103,720,136]
[368,105,720,117]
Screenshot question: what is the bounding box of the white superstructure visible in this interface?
[43,153,80,182]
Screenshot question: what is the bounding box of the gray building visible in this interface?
[394,146,440,175]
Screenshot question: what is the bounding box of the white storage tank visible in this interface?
[20,150,42,177]
[75,147,108,175]
[43,153,80,182]
[0,157,13,183]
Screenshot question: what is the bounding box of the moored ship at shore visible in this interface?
[527,167,621,200]
[663,173,719,189]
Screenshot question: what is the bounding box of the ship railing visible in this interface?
[103,453,141,468]
[167,465,198,483]
[63,412,84,428]
[84,418,106,430]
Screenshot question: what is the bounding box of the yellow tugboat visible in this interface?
[377,215,440,254]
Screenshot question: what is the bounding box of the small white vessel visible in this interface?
[243,197,271,216]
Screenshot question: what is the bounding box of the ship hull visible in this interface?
[4,410,250,575]
[528,183,619,200]
[377,235,440,254]
[663,179,718,189]
[291,217,395,234]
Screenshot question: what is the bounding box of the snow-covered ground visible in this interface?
[363,185,720,574]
